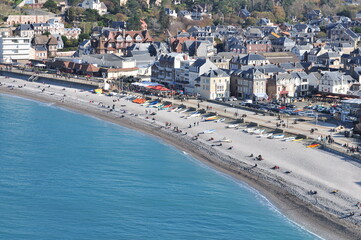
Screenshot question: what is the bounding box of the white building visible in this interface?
[318,71,355,94]
[0,35,31,63]
[48,18,65,35]
[186,58,218,94]
[80,0,107,15]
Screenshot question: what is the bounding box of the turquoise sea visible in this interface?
[0,94,320,239]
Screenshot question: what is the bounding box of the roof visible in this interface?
[202,69,229,78]
[35,45,47,51]
[260,52,299,64]
[17,24,33,31]
[242,53,267,61]
[192,58,207,67]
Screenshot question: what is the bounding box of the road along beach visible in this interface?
[1,76,361,240]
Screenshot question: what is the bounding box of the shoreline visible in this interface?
[1,80,361,240]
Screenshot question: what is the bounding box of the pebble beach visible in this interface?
[1,76,361,240]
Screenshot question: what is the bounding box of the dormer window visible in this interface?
[125,35,132,42]
[135,35,142,41]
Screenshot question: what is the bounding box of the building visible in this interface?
[32,35,58,58]
[186,58,218,94]
[230,53,269,70]
[198,69,230,100]
[328,24,359,48]
[269,72,318,100]
[15,24,35,38]
[63,28,82,39]
[318,71,355,94]
[230,68,268,100]
[151,53,188,88]
[91,30,153,54]
[0,36,31,63]
[165,8,177,18]
[15,18,66,38]
[80,0,107,15]
[271,37,295,52]
[245,40,272,53]
[7,15,61,25]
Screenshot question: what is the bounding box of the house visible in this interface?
[33,45,48,60]
[245,27,263,40]
[63,28,81,39]
[291,44,313,61]
[47,18,65,35]
[239,8,250,18]
[32,35,58,58]
[53,34,64,49]
[15,18,65,38]
[186,58,218,94]
[80,0,107,15]
[229,53,269,70]
[169,34,196,53]
[328,24,359,47]
[0,36,31,63]
[306,10,322,20]
[50,53,138,78]
[317,52,342,69]
[151,53,189,88]
[270,72,318,100]
[292,24,314,33]
[165,8,177,18]
[198,69,230,100]
[318,71,355,94]
[245,40,272,53]
[77,39,92,55]
[15,24,34,38]
[230,68,268,100]
[209,55,231,69]
[258,18,273,26]
[91,30,153,54]
[225,37,245,53]
[182,40,215,57]
[271,37,295,52]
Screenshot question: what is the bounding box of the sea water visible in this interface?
[0,94,320,240]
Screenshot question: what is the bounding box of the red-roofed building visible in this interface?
[91,30,153,54]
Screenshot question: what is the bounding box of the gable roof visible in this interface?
[201,69,229,78]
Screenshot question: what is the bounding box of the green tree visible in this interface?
[337,9,354,18]
[127,12,141,30]
[66,7,85,22]
[44,0,58,13]
[159,7,169,29]
[353,26,361,33]
[272,6,286,23]
[84,9,101,22]
[78,33,90,43]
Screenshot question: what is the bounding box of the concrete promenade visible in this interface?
[0,68,104,88]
